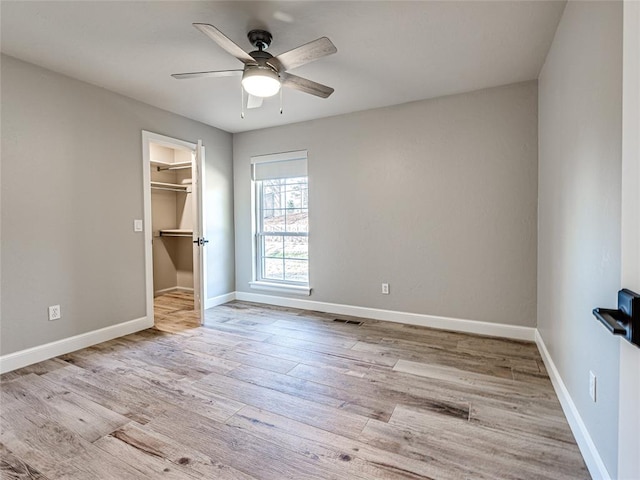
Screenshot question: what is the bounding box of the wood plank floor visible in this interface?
[1,292,590,479]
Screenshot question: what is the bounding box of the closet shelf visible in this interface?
[151,181,192,193]
[150,160,192,171]
[159,229,193,238]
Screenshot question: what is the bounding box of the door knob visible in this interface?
[593,289,640,347]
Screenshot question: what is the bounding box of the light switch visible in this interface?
[134,219,143,232]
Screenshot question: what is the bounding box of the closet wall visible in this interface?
[150,144,194,295]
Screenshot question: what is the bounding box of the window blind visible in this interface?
[251,150,307,181]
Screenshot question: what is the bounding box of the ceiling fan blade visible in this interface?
[247,94,264,109]
[280,72,334,98]
[275,37,337,71]
[171,69,243,80]
[193,23,256,64]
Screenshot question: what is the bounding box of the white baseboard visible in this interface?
[535,330,610,480]
[154,286,194,296]
[0,316,153,374]
[233,291,535,341]
[205,292,236,309]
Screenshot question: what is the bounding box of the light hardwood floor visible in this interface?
[1,292,589,479]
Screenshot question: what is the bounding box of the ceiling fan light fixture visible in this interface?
[241,66,281,97]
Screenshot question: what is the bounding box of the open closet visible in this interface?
[145,134,206,326]
[151,143,193,292]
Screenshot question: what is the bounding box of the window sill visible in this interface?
[249,281,311,296]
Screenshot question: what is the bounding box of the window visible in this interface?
[257,177,308,283]
[251,151,309,293]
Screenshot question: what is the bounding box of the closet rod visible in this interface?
[157,165,191,171]
[151,186,190,193]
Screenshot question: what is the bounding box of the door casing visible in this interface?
[141,130,206,325]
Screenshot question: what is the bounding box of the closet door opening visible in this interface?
[142,131,207,328]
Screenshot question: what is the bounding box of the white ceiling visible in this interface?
[1,1,565,133]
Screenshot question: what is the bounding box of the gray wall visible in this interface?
[1,55,235,355]
[234,81,538,327]
[538,2,622,476]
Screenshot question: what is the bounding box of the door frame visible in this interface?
[141,130,204,324]
[618,2,639,478]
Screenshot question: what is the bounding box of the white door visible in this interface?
[618,2,639,478]
[192,140,207,323]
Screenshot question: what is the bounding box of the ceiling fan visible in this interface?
[172,24,337,109]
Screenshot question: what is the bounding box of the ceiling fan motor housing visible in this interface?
[246,49,280,75]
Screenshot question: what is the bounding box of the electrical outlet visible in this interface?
[48,305,61,321]
[589,371,597,402]
[381,283,390,295]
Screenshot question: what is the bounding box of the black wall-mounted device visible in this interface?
[593,289,640,348]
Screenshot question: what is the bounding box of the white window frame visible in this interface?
[249,151,311,296]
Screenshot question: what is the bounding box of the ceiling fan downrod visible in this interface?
[247,30,273,51]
